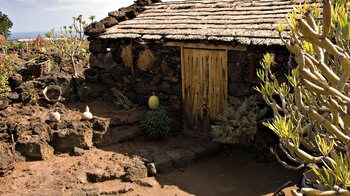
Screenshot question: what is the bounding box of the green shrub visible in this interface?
[0,51,21,96]
[140,108,170,140]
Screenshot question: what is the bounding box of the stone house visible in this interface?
[85,0,299,135]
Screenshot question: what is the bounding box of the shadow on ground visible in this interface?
[157,148,301,196]
[64,91,302,196]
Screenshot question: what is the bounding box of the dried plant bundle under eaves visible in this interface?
[120,45,133,67]
[137,48,155,71]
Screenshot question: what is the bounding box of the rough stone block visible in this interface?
[228,62,243,82]
[228,82,251,97]
[124,164,148,182]
[190,143,221,160]
[166,149,195,168]
[85,21,105,36]
[153,153,174,173]
[50,123,93,153]
[101,16,118,28]
[89,40,105,53]
[111,126,142,143]
[189,145,208,160]
[86,168,118,183]
[90,53,105,69]
[108,11,127,22]
[15,136,54,160]
[0,144,14,176]
[110,110,145,126]
[99,73,115,86]
[92,117,110,133]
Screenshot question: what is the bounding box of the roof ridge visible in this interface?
[85,0,161,37]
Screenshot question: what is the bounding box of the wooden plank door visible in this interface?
[182,48,228,133]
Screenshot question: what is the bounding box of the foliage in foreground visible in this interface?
[256,0,350,192]
[140,108,170,140]
[0,51,21,96]
[211,95,263,145]
[45,15,89,77]
[0,12,13,38]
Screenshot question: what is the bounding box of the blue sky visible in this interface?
[0,0,153,33]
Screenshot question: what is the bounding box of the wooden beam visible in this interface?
[164,42,247,51]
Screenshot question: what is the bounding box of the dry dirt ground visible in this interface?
[0,145,300,196]
[0,51,301,196]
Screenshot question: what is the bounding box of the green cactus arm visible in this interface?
[270,147,305,170]
[329,97,341,125]
[279,143,305,164]
[302,79,325,94]
[297,18,321,41]
[283,139,324,163]
[320,0,332,39]
[295,86,350,142]
[305,11,318,32]
[300,67,350,101]
[336,72,349,93]
[304,53,340,85]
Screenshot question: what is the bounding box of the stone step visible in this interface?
[107,110,146,126]
[95,126,142,147]
[152,142,221,174]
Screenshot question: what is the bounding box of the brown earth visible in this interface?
[0,45,302,196]
[0,145,301,196]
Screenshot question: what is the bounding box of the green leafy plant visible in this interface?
[111,88,133,110]
[77,85,91,101]
[45,15,88,77]
[22,88,39,105]
[140,108,170,140]
[0,12,13,38]
[256,0,350,193]
[0,51,21,96]
[211,95,263,145]
[88,15,96,23]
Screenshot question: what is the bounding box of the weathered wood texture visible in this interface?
[182,48,227,130]
[99,0,318,45]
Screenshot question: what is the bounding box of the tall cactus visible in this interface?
[256,0,350,194]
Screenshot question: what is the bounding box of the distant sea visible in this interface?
[8,32,48,41]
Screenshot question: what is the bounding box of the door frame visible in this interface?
[164,42,248,136]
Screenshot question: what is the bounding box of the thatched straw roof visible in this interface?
[98,0,315,46]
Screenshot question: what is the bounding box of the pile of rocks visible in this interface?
[85,0,161,37]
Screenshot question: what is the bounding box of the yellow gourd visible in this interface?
[148,94,159,110]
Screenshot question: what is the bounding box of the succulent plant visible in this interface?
[211,95,260,145]
[256,0,350,193]
[140,108,170,140]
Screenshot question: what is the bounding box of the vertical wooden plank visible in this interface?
[224,49,228,110]
[181,47,185,104]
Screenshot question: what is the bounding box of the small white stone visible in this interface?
[49,111,61,122]
[82,106,93,120]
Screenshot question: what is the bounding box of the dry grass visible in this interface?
[120,45,133,67]
[137,48,155,71]
[0,142,8,155]
[0,35,6,45]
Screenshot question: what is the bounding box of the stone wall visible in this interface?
[89,39,290,121]
[89,39,182,119]
[228,45,290,97]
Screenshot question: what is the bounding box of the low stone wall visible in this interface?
[89,39,182,119]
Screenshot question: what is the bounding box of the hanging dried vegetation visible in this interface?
[137,47,155,71]
[120,45,133,67]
